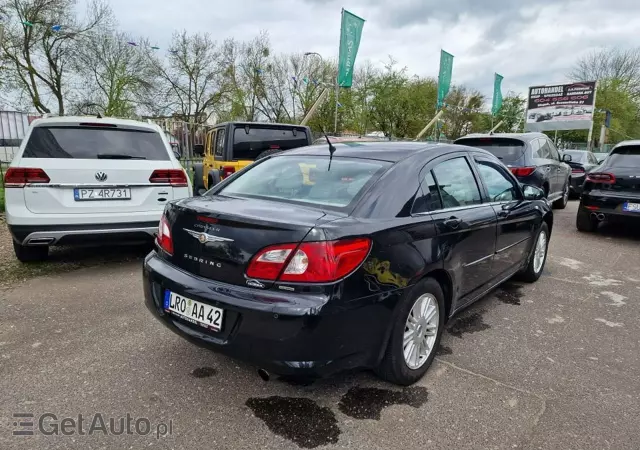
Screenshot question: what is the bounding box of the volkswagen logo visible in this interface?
[95,171,108,182]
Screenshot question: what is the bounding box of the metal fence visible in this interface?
[1,111,40,163]
[145,118,210,158]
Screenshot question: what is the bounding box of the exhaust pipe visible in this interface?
[257,368,270,382]
[591,212,605,221]
[27,237,55,245]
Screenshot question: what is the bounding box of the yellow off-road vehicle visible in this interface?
[192,122,312,194]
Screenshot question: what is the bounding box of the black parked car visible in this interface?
[454,133,572,209]
[577,141,640,232]
[560,149,601,197]
[143,142,553,385]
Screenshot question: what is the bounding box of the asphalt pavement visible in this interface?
[1,200,639,450]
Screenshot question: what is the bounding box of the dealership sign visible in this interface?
[525,81,596,132]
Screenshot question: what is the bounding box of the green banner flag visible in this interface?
[492,73,504,116]
[437,50,454,109]
[337,9,365,88]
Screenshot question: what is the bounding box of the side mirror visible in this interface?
[597,158,605,164]
[193,144,205,157]
[173,150,181,160]
[522,185,545,200]
[562,153,572,162]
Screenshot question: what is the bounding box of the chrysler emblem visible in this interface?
[95,171,108,182]
[183,228,234,244]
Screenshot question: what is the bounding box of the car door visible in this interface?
[546,138,568,193]
[533,138,557,196]
[424,154,498,300]
[472,155,537,278]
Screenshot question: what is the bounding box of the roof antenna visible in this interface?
[320,126,336,171]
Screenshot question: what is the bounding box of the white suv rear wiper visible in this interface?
[96,153,147,160]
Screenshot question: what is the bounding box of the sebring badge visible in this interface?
[183,228,234,244]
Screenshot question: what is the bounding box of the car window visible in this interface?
[23,126,169,160]
[537,139,551,159]
[547,139,560,161]
[232,126,309,160]
[412,171,442,214]
[432,157,482,209]
[215,129,225,157]
[530,139,542,158]
[608,145,640,167]
[218,155,391,210]
[475,159,519,202]
[454,137,526,165]
[588,152,598,164]
[564,150,586,163]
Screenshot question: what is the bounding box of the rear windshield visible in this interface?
[219,155,390,210]
[455,137,526,164]
[23,126,169,160]
[608,145,640,167]
[563,150,587,162]
[233,126,308,160]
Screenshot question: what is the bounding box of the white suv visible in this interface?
[5,116,192,262]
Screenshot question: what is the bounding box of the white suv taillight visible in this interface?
[4,168,50,187]
[156,214,173,255]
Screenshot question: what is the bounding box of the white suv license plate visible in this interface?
[623,202,640,212]
[73,188,131,201]
[164,291,224,332]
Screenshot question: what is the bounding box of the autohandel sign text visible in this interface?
[12,412,173,439]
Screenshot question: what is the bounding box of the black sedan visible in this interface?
[560,149,601,197]
[577,141,640,232]
[143,142,553,385]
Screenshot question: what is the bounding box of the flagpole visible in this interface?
[334,8,344,134]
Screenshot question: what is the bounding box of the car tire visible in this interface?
[13,241,48,263]
[552,181,569,209]
[375,277,445,386]
[192,164,206,195]
[576,207,598,232]
[255,148,283,160]
[517,222,549,283]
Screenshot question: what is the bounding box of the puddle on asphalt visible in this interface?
[447,311,491,338]
[191,367,217,378]
[436,345,453,355]
[245,396,340,448]
[495,283,524,305]
[338,386,428,420]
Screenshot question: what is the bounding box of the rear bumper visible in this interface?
[8,222,158,246]
[569,175,585,194]
[143,252,402,378]
[581,191,640,220]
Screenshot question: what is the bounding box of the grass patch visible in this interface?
[0,187,4,213]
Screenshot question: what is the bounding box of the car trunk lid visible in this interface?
[166,196,342,288]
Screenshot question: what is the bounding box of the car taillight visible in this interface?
[586,172,616,184]
[246,238,371,283]
[149,169,188,187]
[221,166,235,178]
[571,168,585,174]
[156,214,173,255]
[4,167,50,187]
[509,167,536,177]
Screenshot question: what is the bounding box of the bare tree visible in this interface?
[72,29,157,117]
[568,47,640,98]
[152,31,229,124]
[0,0,111,114]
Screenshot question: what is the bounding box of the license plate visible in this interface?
[163,291,223,332]
[622,202,640,212]
[73,188,131,201]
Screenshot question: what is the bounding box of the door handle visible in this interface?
[443,217,462,229]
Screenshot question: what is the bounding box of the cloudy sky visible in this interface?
[107,0,639,102]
